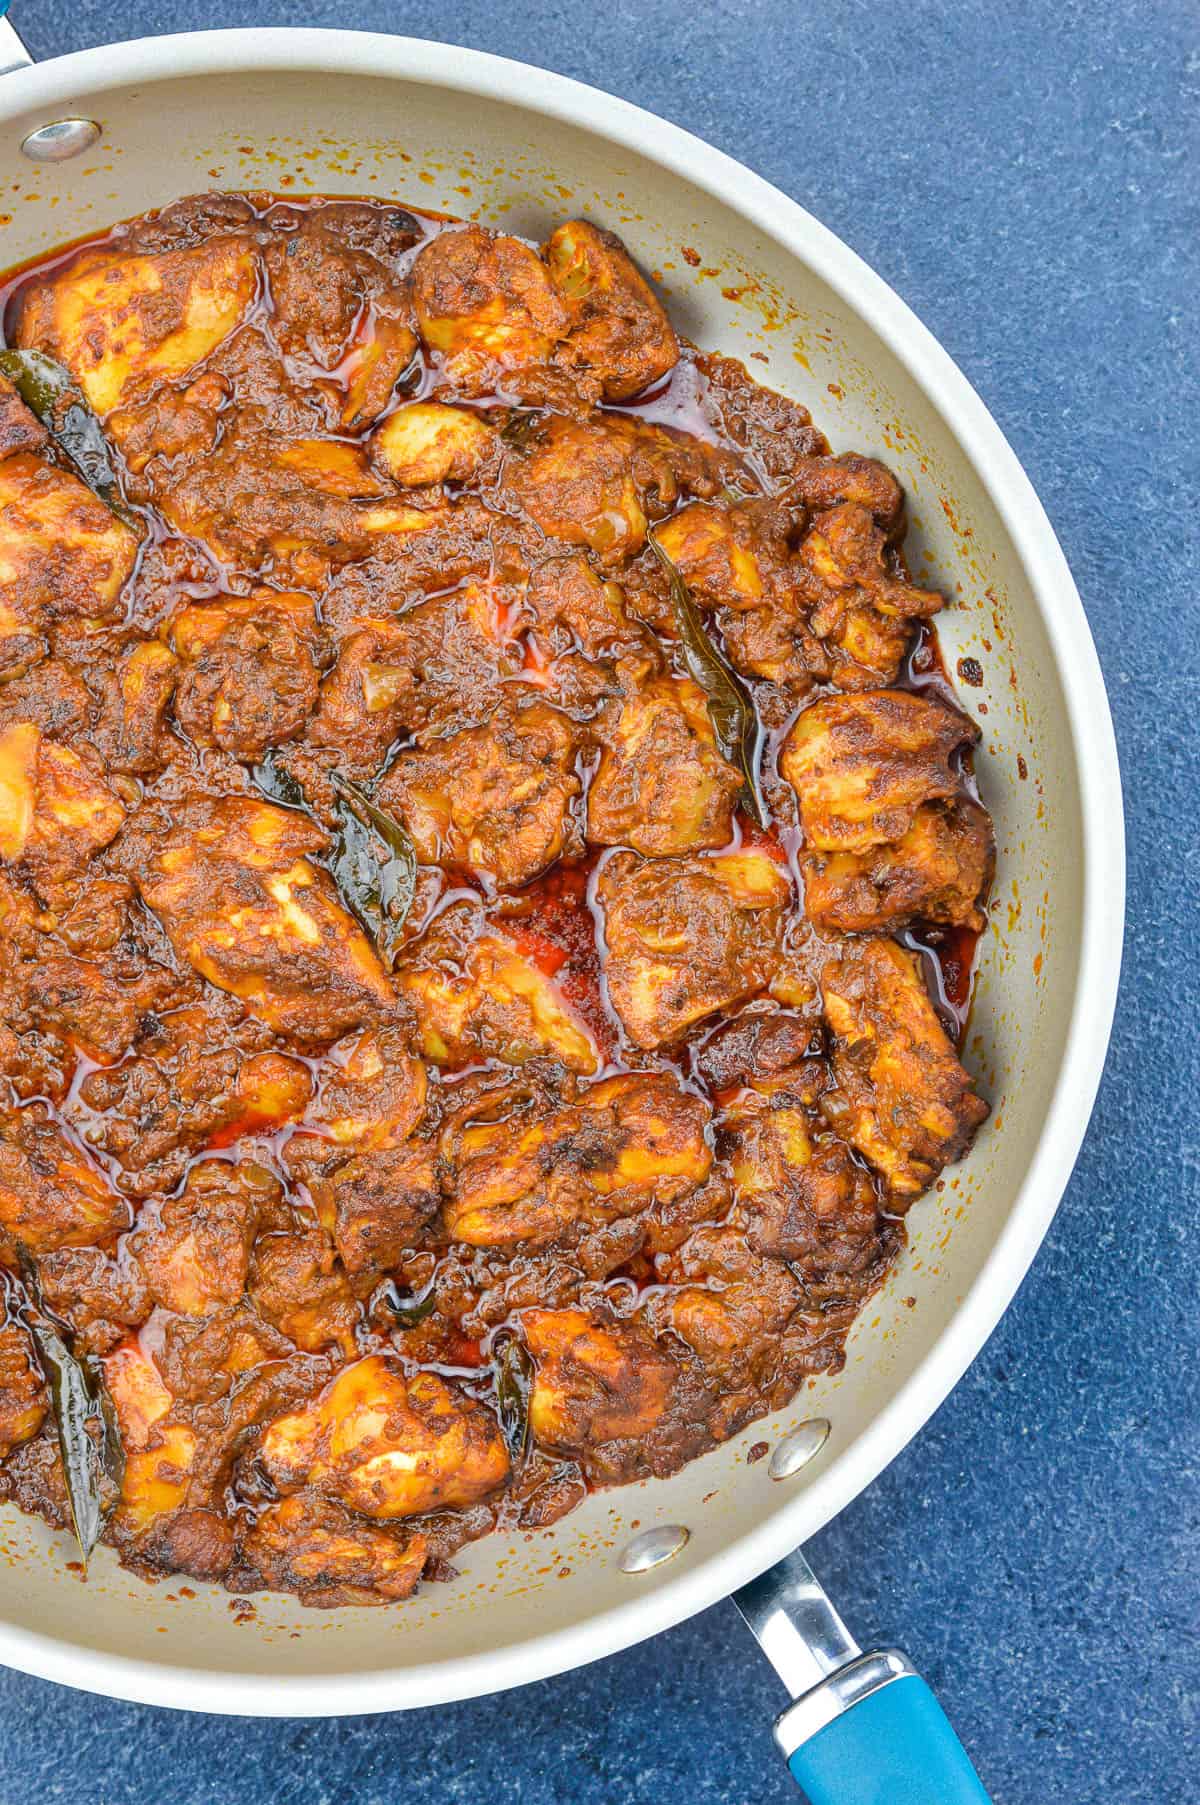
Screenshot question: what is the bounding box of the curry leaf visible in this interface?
[329,773,418,967]
[499,408,546,450]
[250,748,311,815]
[493,1336,535,1464]
[7,1258,124,1568]
[647,534,768,826]
[0,347,137,527]
[371,1276,437,1329]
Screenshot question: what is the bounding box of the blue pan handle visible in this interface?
[774,1648,992,1805]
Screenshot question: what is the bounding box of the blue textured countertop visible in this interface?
[2,4,1197,1800]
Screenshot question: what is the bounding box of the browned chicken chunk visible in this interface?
[504,412,715,568]
[378,695,583,889]
[238,1496,427,1608]
[781,689,978,852]
[524,1308,679,1451]
[820,937,988,1200]
[411,224,568,392]
[0,449,138,677]
[599,848,791,1047]
[15,233,257,417]
[0,1106,131,1258]
[0,721,126,885]
[586,674,742,855]
[801,796,994,933]
[259,1357,510,1518]
[441,1068,712,1250]
[309,582,525,771]
[171,590,321,757]
[396,901,600,1074]
[543,220,679,400]
[0,1321,47,1460]
[126,795,396,1042]
[131,1159,278,1316]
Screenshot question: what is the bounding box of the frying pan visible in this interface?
[0,11,1123,1786]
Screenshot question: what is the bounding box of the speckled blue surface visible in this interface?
[2,3,1197,1800]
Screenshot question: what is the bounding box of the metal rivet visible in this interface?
[617,1523,690,1574]
[768,1417,831,1481]
[20,119,102,163]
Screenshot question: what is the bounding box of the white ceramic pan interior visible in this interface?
[0,30,1123,1715]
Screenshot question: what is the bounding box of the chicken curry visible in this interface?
[0,194,993,1606]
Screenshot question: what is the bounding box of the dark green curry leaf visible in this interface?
[0,347,137,528]
[329,773,418,968]
[250,749,311,815]
[499,408,546,451]
[371,1277,437,1329]
[7,1257,124,1569]
[493,1336,535,1465]
[648,534,768,826]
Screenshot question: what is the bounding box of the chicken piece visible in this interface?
[309,583,525,771]
[0,655,95,739]
[518,559,657,714]
[723,1089,885,1280]
[0,722,125,883]
[653,500,777,614]
[796,502,942,689]
[505,413,703,568]
[303,1027,428,1151]
[0,1320,47,1459]
[523,1308,678,1452]
[259,1356,510,1518]
[820,937,988,1200]
[524,554,652,664]
[151,399,432,587]
[411,223,568,391]
[76,1023,313,1198]
[16,235,258,416]
[339,310,421,433]
[0,451,138,675]
[442,1069,711,1249]
[170,590,320,758]
[130,1160,278,1317]
[800,502,939,618]
[239,1496,427,1607]
[261,201,418,381]
[784,454,903,525]
[397,901,600,1074]
[136,1506,235,1583]
[691,1004,826,1095]
[650,1222,804,1388]
[152,1302,293,1409]
[87,640,179,776]
[0,371,50,459]
[586,674,742,855]
[248,1226,359,1355]
[127,795,395,1042]
[801,797,994,934]
[316,1139,442,1278]
[24,948,183,1067]
[104,1341,197,1531]
[378,696,583,889]
[781,690,978,854]
[0,1107,130,1257]
[599,849,790,1048]
[543,220,678,401]
[34,1243,150,1338]
[371,402,497,487]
